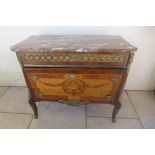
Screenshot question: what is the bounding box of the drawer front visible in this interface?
[19,51,129,68]
[25,69,124,104]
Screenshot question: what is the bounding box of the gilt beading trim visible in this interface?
[58,100,89,106]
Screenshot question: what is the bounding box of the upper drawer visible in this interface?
[18,51,130,68]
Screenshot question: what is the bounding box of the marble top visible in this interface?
[11,35,137,52]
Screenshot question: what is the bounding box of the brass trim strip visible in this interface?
[23,64,126,69]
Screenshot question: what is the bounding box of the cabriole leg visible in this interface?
[112,101,121,122]
[28,88,38,118]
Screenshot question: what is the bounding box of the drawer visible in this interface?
[25,68,124,104]
[19,51,130,68]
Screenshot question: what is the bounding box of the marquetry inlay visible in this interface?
[25,53,124,63]
[27,72,123,105]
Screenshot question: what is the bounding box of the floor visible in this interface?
[0,87,155,129]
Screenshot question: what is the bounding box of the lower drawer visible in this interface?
[24,68,124,104]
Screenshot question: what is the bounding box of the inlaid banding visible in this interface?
[25,53,124,63]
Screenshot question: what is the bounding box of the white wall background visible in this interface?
[0,26,155,90]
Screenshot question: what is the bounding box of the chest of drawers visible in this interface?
[11,35,137,122]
